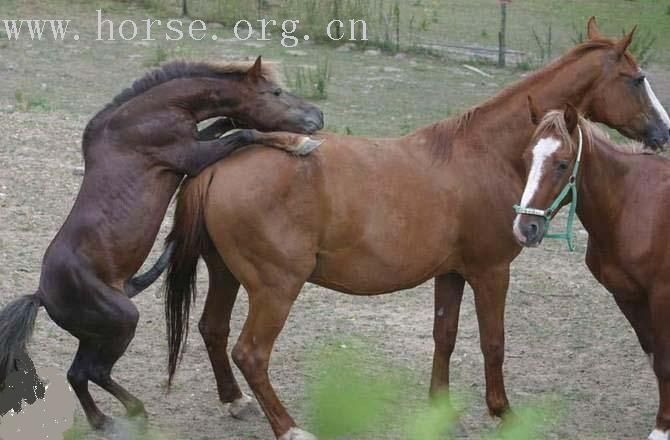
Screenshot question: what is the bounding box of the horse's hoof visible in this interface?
[649,429,669,440]
[222,393,260,420]
[291,137,323,156]
[91,414,115,432]
[98,415,152,440]
[126,402,147,420]
[278,427,318,440]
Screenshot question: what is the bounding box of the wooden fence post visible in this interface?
[498,0,510,67]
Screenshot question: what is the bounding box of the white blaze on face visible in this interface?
[513,137,561,242]
[644,78,670,129]
[520,137,562,207]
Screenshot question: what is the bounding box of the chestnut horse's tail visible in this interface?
[0,292,45,413]
[164,173,213,387]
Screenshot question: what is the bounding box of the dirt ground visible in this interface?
[1,2,669,440]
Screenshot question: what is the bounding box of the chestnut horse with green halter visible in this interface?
[163,19,669,440]
[0,57,323,431]
[514,104,670,440]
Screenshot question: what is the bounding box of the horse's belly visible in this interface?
[310,242,454,295]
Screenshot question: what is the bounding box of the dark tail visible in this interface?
[164,173,213,387]
[0,293,44,414]
[125,241,176,299]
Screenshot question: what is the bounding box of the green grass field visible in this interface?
[3,0,668,139]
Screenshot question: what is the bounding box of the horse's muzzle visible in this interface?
[643,124,670,151]
[513,216,547,247]
[304,109,324,134]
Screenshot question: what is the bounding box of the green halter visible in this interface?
[513,126,583,252]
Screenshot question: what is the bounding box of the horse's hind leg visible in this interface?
[68,339,144,429]
[232,281,313,440]
[67,343,110,429]
[648,290,670,439]
[62,280,144,429]
[430,273,466,398]
[200,251,257,419]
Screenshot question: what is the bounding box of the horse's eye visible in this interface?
[273,88,283,96]
[557,161,569,172]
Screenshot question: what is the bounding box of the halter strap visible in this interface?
[513,126,583,251]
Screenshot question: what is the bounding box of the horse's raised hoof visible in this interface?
[278,427,318,440]
[649,429,669,440]
[291,137,323,156]
[222,393,260,420]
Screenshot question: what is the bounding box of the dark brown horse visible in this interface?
[163,20,670,440]
[0,57,323,430]
[513,105,670,440]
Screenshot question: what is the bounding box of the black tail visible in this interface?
[0,293,44,415]
[125,241,176,299]
[164,175,212,387]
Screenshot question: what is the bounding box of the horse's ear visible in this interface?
[247,56,263,81]
[615,26,637,58]
[527,95,542,126]
[587,16,603,41]
[564,103,579,134]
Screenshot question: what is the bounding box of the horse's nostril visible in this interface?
[529,223,538,235]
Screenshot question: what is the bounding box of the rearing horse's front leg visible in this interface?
[248,130,322,156]
[468,265,512,418]
[163,129,321,177]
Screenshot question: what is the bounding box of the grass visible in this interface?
[137,0,670,63]
[305,339,559,440]
[284,58,331,100]
[14,90,51,112]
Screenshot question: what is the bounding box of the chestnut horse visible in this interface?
[164,20,670,440]
[0,58,323,430]
[513,105,670,440]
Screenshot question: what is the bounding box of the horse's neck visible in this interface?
[417,55,600,162]
[576,135,629,239]
[113,77,240,124]
[162,77,241,122]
